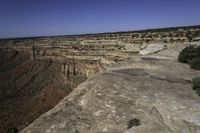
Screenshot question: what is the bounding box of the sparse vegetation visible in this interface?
[193,77,200,95]
[7,127,18,133]
[127,118,140,129]
[178,46,200,95]
[178,45,200,70]
[186,31,193,42]
[189,58,200,70]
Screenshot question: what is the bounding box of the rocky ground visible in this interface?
[21,48,200,133]
[1,25,200,133]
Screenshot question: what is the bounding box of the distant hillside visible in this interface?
[0,25,200,41]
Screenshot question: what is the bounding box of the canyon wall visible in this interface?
[1,25,200,76]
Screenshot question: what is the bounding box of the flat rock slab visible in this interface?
[140,44,166,55]
[21,58,200,133]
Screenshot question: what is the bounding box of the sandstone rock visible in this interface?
[1,25,200,133]
[21,57,200,133]
[140,44,166,55]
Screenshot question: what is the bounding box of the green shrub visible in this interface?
[189,58,200,70]
[178,46,200,63]
[127,118,140,129]
[178,46,200,96]
[178,46,200,70]
[193,77,200,95]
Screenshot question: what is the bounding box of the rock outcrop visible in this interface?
[139,43,166,55]
[21,56,200,133]
[0,25,200,133]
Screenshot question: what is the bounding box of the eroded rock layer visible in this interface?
[0,25,200,133]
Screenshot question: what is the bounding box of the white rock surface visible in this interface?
[140,44,166,55]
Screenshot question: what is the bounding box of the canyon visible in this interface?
[0,25,200,133]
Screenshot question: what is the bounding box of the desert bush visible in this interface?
[193,77,200,95]
[178,46,200,70]
[189,58,200,70]
[127,118,140,129]
[178,46,200,96]
[178,45,200,63]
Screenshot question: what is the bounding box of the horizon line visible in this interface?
[0,24,200,40]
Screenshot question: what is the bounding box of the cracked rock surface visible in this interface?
[21,56,200,133]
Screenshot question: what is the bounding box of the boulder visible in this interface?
[140,44,166,55]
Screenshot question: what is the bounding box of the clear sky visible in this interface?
[0,0,200,38]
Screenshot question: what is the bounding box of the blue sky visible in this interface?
[0,0,200,38]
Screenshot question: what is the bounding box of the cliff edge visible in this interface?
[21,54,200,133]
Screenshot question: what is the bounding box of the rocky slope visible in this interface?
[0,25,200,133]
[0,51,69,132]
[21,55,200,133]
